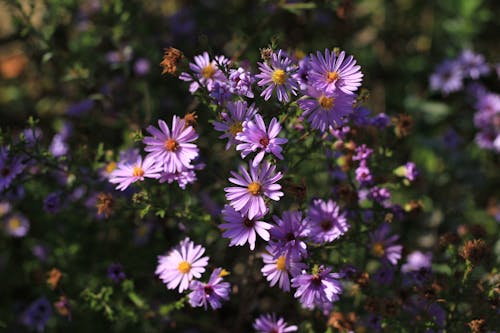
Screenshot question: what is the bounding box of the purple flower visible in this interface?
[236,114,288,166]
[269,210,309,260]
[401,251,432,273]
[107,263,126,283]
[307,199,349,243]
[261,245,306,292]
[404,162,419,182]
[293,56,310,91]
[368,186,391,207]
[371,113,391,128]
[21,297,52,332]
[253,313,298,333]
[179,52,228,93]
[291,266,343,309]
[43,192,61,214]
[209,81,232,105]
[159,167,198,189]
[21,127,43,147]
[49,134,69,157]
[308,49,363,95]
[224,161,283,219]
[143,116,199,173]
[188,268,231,310]
[109,155,162,191]
[297,87,355,132]
[213,101,258,150]
[155,237,209,293]
[458,49,490,79]
[369,223,403,265]
[229,67,255,98]
[256,49,299,102]
[430,60,463,95]
[220,205,272,250]
[372,265,395,285]
[0,147,26,192]
[134,58,151,76]
[353,144,373,161]
[3,213,29,237]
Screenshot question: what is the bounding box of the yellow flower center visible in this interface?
[8,217,21,230]
[271,69,286,85]
[318,95,335,109]
[105,161,117,174]
[132,166,145,177]
[276,256,287,271]
[201,64,216,79]
[164,138,179,152]
[326,71,339,83]
[177,261,191,274]
[247,182,262,196]
[229,122,243,136]
[372,242,385,257]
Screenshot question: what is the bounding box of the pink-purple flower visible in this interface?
[109,155,162,191]
[224,161,283,219]
[291,265,343,309]
[179,52,228,93]
[253,313,298,333]
[307,199,349,243]
[269,210,309,260]
[188,268,231,310]
[261,245,306,292]
[213,101,258,150]
[3,213,30,237]
[369,223,403,265]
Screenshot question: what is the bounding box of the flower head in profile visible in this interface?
[369,223,403,265]
[430,59,463,95]
[179,52,228,93]
[308,49,363,95]
[291,265,343,310]
[155,237,209,293]
[236,114,288,166]
[307,199,349,243]
[3,213,29,237]
[213,101,259,150]
[253,313,298,333]
[220,205,273,250]
[224,161,283,219]
[256,49,299,102]
[261,245,307,292]
[109,155,162,191]
[297,87,355,132]
[143,116,199,173]
[270,210,309,260]
[188,268,231,310]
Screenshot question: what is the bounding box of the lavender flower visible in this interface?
[430,60,463,95]
[307,199,349,243]
[401,251,432,273]
[308,49,363,95]
[43,192,61,214]
[213,101,258,150]
[458,49,490,79]
[179,52,228,93]
[253,313,298,333]
[269,210,309,260]
[49,134,69,157]
[209,81,232,105]
[224,161,283,219]
[109,155,162,191]
[133,58,151,76]
[353,144,373,161]
[369,223,403,265]
[21,297,52,332]
[355,160,373,186]
[155,237,209,293]
[0,147,26,192]
[143,116,199,173]
[188,268,231,310]
[404,162,419,182]
[220,205,272,250]
[3,213,30,237]
[107,263,126,283]
[291,266,343,309]
[256,50,299,102]
[159,167,197,189]
[236,114,288,166]
[229,67,255,98]
[261,245,306,292]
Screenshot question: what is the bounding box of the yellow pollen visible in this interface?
[105,161,117,174]
[164,138,179,152]
[201,64,216,79]
[276,256,287,271]
[8,218,21,230]
[271,69,286,85]
[229,122,243,136]
[247,182,262,196]
[318,95,335,109]
[132,166,144,177]
[372,242,385,257]
[177,261,191,274]
[219,269,230,277]
[326,71,339,83]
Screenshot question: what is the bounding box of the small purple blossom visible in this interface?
[224,161,283,219]
[3,213,30,238]
[371,113,391,128]
[209,81,232,105]
[188,268,231,310]
[133,58,151,75]
[43,192,61,214]
[355,161,373,185]
[353,144,373,161]
[430,60,463,95]
[253,313,298,333]
[458,49,490,79]
[291,266,343,309]
[213,101,258,150]
[109,155,162,191]
[0,146,26,192]
[404,162,419,182]
[401,251,433,273]
[270,210,309,260]
[368,187,391,207]
[229,67,255,98]
[261,245,307,292]
[307,199,350,243]
[107,263,126,283]
[179,52,228,93]
[21,297,52,332]
[256,50,299,102]
[369,223,403,265]
[236,114,288,166]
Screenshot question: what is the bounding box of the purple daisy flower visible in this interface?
[229,67,255,98]
[220,205,273,250]
[179,52,228,93]
[261,245,307,292]
[255,49,299,103]
[308,49,363,95]
[21,297,52,332]
[458,49,490,79]
[253,313,298,333]
[307,199,350,243]
[3,213,30,238]
[155,237,209,293]
[109,155,162,191]
[159,167,197,189]
[404,162,419,182]
[369,223,403,265]
[213,101,258,150]
[353,144,373,161]
[236,114,288,166]
[107,263,126,283]
[401,251,432,273]
[291,265,343,309]
[188,268,231,310]
[355,160,373,186]
[224,161,283,219]
[430,60,463,95]
[0,147,26,192]
[293,56,311,91]
[143,116,199,173]
[269,210,309,260]
[297,87,355,132]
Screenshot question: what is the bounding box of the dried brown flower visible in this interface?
[183,112,198,129]
[328,312,356,331]
[393,114,414,138]
[468,319,486,333]
[47,268,62,289]
[460,239,490,266]
[96,192,114,218]
[160,47,184,75]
